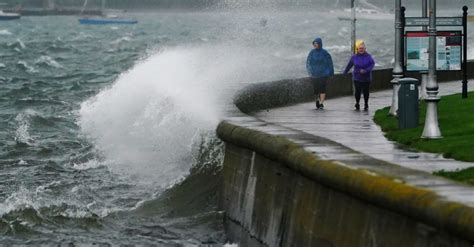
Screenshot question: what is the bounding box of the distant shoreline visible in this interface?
[3,8,102,16]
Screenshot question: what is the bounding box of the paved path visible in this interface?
[253,80,474,173]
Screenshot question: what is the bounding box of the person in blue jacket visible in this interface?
[343,40,375,111]
[306,37,334,110]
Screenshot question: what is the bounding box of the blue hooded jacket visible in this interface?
[306,38,334,78]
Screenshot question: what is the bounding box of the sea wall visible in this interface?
[218,64,474,246]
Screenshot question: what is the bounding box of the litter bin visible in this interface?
[398,78,420,129]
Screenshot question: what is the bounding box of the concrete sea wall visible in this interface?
[218,64,474,246]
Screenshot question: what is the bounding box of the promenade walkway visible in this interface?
[253,80,474,173]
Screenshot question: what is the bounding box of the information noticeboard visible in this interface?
[405,31,462,71]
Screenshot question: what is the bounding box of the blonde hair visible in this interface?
[355,39,365,53]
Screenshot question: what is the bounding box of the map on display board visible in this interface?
[405,31,462,71]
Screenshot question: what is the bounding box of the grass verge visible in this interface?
[373,91,474,185]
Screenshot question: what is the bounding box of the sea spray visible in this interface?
[79,38,326,185]
[78,46,240,185]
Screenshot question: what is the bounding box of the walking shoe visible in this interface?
[354,103,360,111]
[364,104,369,111]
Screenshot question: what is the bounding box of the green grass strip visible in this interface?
[374,91,474,184]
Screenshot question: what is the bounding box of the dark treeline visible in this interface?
[1,0,472,10]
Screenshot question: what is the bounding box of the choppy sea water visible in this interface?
[0,9,473,245]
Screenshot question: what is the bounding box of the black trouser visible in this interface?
[310,77,328,95]
[354,80,370,105]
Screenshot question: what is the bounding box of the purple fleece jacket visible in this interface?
[343,53,375,82]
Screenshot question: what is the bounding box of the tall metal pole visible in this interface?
[389,0,403,116]
[420,0,429,99]
[462,6,468,98]
[422,0,442,139]
[43,0,55,10]
[351,0,356,54]
[401,7,406,71]
[101,0,106,15]
[422,0,428,30]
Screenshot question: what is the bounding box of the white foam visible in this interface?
[72,159,103,170]
[79,47,224,184]
[16,61,38,73]
[110,36,132,45]
[14,110,36,145]
[0,184,104,219]
[15,38,26,49]
[35,56,63,68]
[79,43,294,185]
[0,29,12,35]
[0,187,36,216]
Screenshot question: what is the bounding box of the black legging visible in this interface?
[354,80,370,105]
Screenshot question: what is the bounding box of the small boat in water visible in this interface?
[78,0,136,25]
[78,16,137,25]
[0,10,20,21]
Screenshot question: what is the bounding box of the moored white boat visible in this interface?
[0,10,20,20]
[78,0,137,25]
[332,7,393,21]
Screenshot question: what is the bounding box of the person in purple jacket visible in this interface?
[343,40,375,111]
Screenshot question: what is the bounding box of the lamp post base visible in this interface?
[421,97,442,139]
[389,76,401,116]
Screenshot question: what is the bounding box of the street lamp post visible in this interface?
[421,0,442,139]
[420,0,428,99]
[351,0,356,54]
[462,6,468,98]
[389,0,404,116]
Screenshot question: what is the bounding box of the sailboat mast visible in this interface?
[43,0,55,10]
[80,0,88,15]
[101,0,106,15]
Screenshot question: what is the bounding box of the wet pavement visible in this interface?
[253,80,474,173]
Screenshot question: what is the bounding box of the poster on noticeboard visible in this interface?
[405,31,462,71]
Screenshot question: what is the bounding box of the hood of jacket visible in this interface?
[313,38,323,49]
